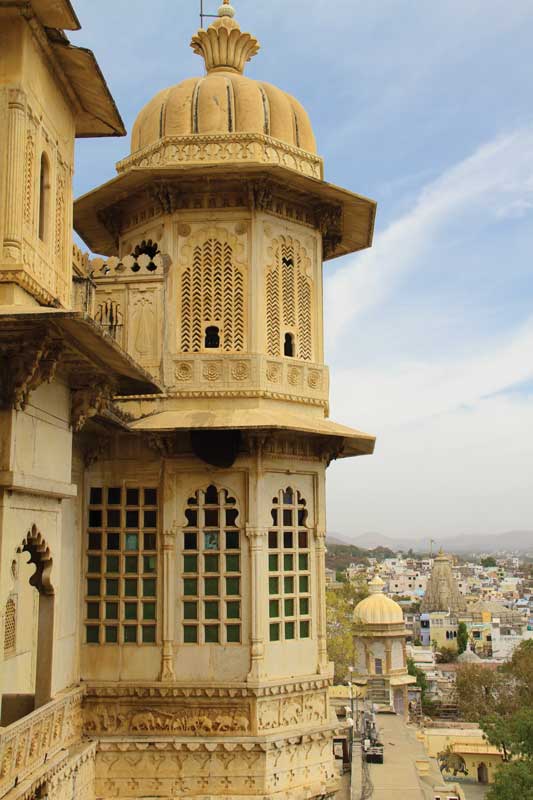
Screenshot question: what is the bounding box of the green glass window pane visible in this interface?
[125,578,138,597]
[184,578,198,596]
[144,488,157,505]
[143,602,156,620]
[183,555,198,573]
[285,621,295,640]
[225,554,240,572]
[86,602,99,620]
[225,531,239,549]
[143,555,157,573]
[124,625,137,643]
[86,625,99,643]
[204,554,219,573]
[269,577,279,594]
[87,555,101,573]
[269,623,280,642]
[126,488,139,506]
[143,510,157,528]
[88,532,102,550]
[142,626,156,643]
[204,532,219,551]
[269,554,278,571]
[283,554,294,571]
[143,578,156,597]
[299,575,310,593]
[106,555,119,573]
[144,533,156,550]
[205,624,219,643]
[125,602,137,620]
[269,599,279,618]
[226,624,240,643]
[284,576,294,594]
[184,625,198,643]
[184,602,198,620]
[184,532,198,550]
[284,598,295,616]
[105,626,118,643]
[225,577,240,596]
[89,487,102,505]
[106,578,119,596]
[204,601,219,620]
[299,553,309,570]
[300,620,310,638]
[226,601,240,619]
[204,577,219,596]
[125,533,139,551]
[87,578,100,596]
[125,556,138,573]
[105,602,118,620]
[300,597,310,615]
[89,509,102,528]
[268,531,277,549]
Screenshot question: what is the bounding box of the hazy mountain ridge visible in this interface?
[327,530,533,554]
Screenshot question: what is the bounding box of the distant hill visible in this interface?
[334,530,533,555]
[325,543,397,573]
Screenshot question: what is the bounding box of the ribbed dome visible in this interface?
[354,576,405,626]
[131,7,316,155]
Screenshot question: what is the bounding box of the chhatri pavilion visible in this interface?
[0,2,377,799]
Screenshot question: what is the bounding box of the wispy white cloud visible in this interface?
[325,127,533,351]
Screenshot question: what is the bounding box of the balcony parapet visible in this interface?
[0,686,83,798]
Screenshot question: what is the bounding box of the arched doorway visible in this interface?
[477,763,489,784]
[1,526,54,723]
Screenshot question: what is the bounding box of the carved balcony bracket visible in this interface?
[0,333,65,411]
[71,379,116,433]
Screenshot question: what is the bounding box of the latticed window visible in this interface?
[181,485,242,645]
[180,237,246,353]
[85,486,158,645]
[266,237,312,360]
[4,598,16,655]
[268,488,311,641]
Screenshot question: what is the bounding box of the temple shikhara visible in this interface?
[0,1,376,799]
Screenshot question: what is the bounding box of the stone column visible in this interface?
[159,522,177,681]
[246,526,268,681]
[385,641,392,674]
[315,528,328,671]
[3,89,26,262]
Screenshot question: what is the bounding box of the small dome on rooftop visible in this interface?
[354,575,405,626]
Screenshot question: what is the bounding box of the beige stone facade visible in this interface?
[0,3,377,800]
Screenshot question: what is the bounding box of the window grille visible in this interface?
[4,598,16,655]
[266,237,312,360]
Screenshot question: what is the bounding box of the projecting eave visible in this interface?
[29,0,80,30]
[128,408,375,458]
[74,164,376,258]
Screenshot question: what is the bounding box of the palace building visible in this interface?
[0,2,376,799]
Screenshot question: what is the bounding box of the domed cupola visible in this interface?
[130,0,317,156]
[353,575,405,627]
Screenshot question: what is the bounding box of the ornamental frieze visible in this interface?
[83,702,251,736]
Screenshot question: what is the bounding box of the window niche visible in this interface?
[38,153,50,242]
[205,325,221,349]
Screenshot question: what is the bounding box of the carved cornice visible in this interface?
[0,266,60,307]
[84,678,332,700]
[0,332,64,410]
[71,380,116,433]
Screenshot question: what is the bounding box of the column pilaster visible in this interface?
[315,527,328,672]
[3,89,26,262]
[246,525,268,682]
[159,522,178,681]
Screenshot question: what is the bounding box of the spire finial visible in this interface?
[218,0,235,17]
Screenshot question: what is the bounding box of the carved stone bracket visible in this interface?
[82,434,112,468]
[71,380,116,433]
[315,204,343,258]
[97,208,122,250]
[0,333,64,411]
[249,179,274,212]
[149,182,182,215]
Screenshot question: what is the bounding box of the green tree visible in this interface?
[481,708,533,762]
[481,557,497,567]
[436,646,458,664]
[457,621,468,654]
[486,761,533,800]
[326,578,368,682]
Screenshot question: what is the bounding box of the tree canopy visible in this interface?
[326,578,368,682]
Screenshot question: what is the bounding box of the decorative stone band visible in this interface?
[0,686,84,797]
[116,133,324,181]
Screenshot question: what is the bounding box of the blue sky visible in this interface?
[71,1,533,542]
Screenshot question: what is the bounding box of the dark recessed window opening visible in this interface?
[38,153,50,242]
[205,326,220,349]
[284,332,295,357]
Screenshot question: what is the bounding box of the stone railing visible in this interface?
[0,686,83,797]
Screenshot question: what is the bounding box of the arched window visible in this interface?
[205,325,220,349]
[38,153,50,242]
[181,485,242,645]
[284,332,295,357]
[268,488,311,642]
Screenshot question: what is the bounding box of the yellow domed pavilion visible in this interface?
[353,576,415,716]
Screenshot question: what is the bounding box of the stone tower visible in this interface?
[421,550,467,614]
[73,4,377,799]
